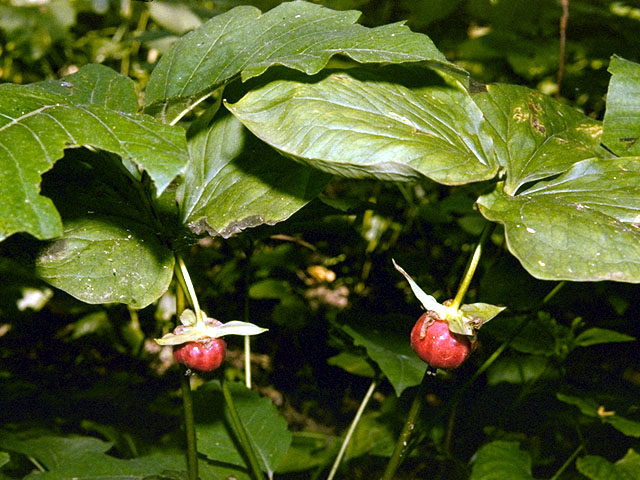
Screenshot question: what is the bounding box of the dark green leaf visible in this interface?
[180,113,331,238]
[603,56,640,157]
[477,157,640,282]
[0,67,188,241]
[577,449,640,480]
[470,441,534,480]
[33,151,175,308]
[144,2,463,120]
[483,313,561,357]
[276,432,337,473]
[227,72,497,184]
[327,352,376,378]
[472,83,605,195]
[573,328,635,348]
[487,354,557,385]
[248,279,292,300]
[196,381,292,478]
[0,451,9,468]
[341,319,427,396]
[557,393,640,438]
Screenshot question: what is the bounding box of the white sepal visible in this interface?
[392,259,447,319]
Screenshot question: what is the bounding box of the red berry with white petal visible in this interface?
[410,312,477,370]
[173,338,226,372]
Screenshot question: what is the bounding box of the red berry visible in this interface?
[173,338,226,372]
[410,312,477,370]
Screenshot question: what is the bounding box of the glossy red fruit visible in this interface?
[173,338,226,372]
[410,312,477,370]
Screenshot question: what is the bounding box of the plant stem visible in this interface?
[175,255,202,323]
[181,369,199,480]
[450,223,494,311]
[222,380,266,480]
[381,371,430,480]
[327,378,379,480]
[244,335,252,389]
[176,284,199,480]
[550,444,583,480]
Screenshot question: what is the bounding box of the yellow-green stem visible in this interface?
[175,255,202,325]
[450,223,494,311]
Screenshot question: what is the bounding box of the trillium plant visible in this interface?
[1,1,639,479]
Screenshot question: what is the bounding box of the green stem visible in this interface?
[381,371,430,480]
[176,285,199,480]
[181,369,199,480]
[327,378,379,480]
[222,380,266,480]
[450,223,494,311]
[550,444,583,480]
[175,255,202,324]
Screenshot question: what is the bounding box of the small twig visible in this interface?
[556,0,570,99]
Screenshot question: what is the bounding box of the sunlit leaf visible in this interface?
[0,65,188,241]
[472,83,605,195]
[180,113,331,238]
[603,56,640,157]
[228,72,497,184]
[144,1,464,121]
[477,157,640,283]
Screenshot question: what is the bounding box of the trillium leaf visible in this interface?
[144,1,464,121]
[33,151,175,308]
[477,157,640,283]
[227,72,497,184]
[0,65,188,241]
[180,113,331,238]
[472,83,605,195]
[603,56,640,157]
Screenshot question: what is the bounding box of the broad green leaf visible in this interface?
[484,313,565,357]
[0,67,188,241]
[557,393,640,438]
[35,63,139,114]
[577,449,640,480]
[472,83,605,195]
[23,452,185,479]
[487,354,556,385]
[33,151,175,308]
[327,352,376,378]
[276,432,337,473]
[573,328,635,348]
[477,157,640,283]
[228,72,497,185]
[196,381,292,478]
[0,432,111,469]
[180,113,331,238]
[341,319,427,396]
[603,56,640,157]
[470,441,534,480]
[0,431,185,479]
[144,1,464,120]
